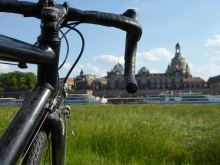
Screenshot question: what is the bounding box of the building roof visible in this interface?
[66,77,74,83]
[208,75,220,83]
[182,77,205,83]
[112,63,124,74]
[59,77,74,83]
[138,67,150,74]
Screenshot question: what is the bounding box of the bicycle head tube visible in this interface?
[36,2,68,90]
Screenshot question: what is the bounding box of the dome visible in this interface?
[138,67,150,75]
[170,56,187,71]
[112,63,124,74]
[166,43,191,75]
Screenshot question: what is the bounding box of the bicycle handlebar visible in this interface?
[67,8,142,93]
[0,1,142,93]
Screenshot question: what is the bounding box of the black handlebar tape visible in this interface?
[0,1,41,18]
[67,8,142,40]
[123,9,139,93]
[124,33,138,93]
[68,8,141,93]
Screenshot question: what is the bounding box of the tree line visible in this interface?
[0,71,36,92]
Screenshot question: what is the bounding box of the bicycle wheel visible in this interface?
[22,112,67,165]
[22,128,52,165]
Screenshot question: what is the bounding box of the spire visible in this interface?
[80,69,84,77]
[186,64,190,72]
[175,42,181,55]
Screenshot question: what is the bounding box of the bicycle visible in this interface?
[0,0,142,164]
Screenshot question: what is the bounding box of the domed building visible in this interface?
[112,63,124,75]
[107,63,124,90]
[135,43,205,90]
[138,67,150,75]
[75,43,206,93]
[136,67,151,89]
[166,43,191,77]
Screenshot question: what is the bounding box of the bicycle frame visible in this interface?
[0,0,142,164]
[0,6,66,165]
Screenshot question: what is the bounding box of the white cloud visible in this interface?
[93,48,173,75]
[74,63,106,77]
[85,63,106,77]
[94,55,124,64]
[137,48,173,61]
[188,63,195,70]
[204,35,220,50]
[60,62,106,78]
[210,56,220,63]
[0,64,13,73]
[129,0,157,11]
[150,68,160,73]
[132,0,150,6]
[94,48,172,68]
[73,64,83,74]
[62,63,72,70]
[191,64,220,80]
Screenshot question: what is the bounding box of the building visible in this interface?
[208,75,220,94]
[106,43,206,90]
[59,77,74,91]
[74,43,206,92]
[182,77,206,89]
[74,69,96,90]
[107,63,124,90]
[92,78,108,90]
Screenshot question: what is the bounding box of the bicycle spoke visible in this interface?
[18,112,49,165]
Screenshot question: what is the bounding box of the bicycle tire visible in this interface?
[23,128,51,165]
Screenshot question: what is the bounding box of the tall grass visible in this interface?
[1,104,220,164]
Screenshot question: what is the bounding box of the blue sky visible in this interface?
[1,0,220,80]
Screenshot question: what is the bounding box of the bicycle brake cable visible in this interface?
[58,29,70,70]
[0,61,17,66]
[58,22,81,70]
[63,25,85,84]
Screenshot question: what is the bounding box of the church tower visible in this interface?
[80,69,84,77]
[175,42,181,55]
[166,42,191,77]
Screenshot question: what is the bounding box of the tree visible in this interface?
[0,71,36,92]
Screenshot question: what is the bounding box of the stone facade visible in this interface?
[105,43,206,90]
[74,69,96,90]
[92,78,108,90]
[208,75,220,94]
[75,43,206,91]
[107,63,124,90]
[59,77,74,91]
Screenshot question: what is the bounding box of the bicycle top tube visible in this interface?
[0,0,142,93]
[0,34,55,64]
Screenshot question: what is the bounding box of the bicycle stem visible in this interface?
[37,4,68,90]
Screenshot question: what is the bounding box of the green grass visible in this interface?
[1,104,220,164]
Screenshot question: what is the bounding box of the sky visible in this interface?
[1,0,220,80]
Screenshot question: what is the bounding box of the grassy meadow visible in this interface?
[1,104,220,165]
